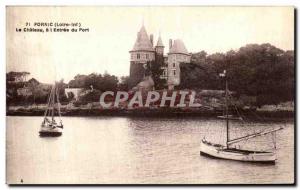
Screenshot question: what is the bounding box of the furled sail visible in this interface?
[227,126,284,145]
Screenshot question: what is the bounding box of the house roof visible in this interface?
[169,39,189,55]
[131,25,154,52]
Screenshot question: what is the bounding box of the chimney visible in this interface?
[169,39,173,50]
[150,34,153,46]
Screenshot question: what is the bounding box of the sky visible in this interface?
[6,6,294,83]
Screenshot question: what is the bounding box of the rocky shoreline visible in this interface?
[6,105,294,121]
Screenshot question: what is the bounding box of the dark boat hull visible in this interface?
[39,131,62,137]
[39,124,63,137]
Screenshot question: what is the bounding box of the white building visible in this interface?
[65,88,84,101]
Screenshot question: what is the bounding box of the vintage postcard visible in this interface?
[6,6,295,184]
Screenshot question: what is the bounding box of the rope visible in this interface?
[55,84,63,124]
[43,85,54,120]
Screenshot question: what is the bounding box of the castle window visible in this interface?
[146,54,149,59]
[137,53,140,59]
[163,70,167,76]
[173,63,176,67]
[173,70,176,75]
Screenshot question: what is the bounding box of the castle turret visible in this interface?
[167,39,191,90]
[155,35,164,55]
[129,25,155,88]
[130,25,155,62]
[129,25,191,90]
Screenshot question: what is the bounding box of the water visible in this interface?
[6,116,294,184]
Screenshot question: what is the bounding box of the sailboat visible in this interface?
[39,83,63,137]
[200,70,283,163]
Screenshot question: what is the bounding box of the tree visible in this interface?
[118,76,130,91]
[145,54,166,90]
[191,50,207,65]
[79,89,102,103]
[181,43,294,106]
[68,74,87,88]
[68,72,119,92]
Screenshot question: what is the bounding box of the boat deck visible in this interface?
[202,140,272,154]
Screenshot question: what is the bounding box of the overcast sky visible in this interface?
[7,6,294,83]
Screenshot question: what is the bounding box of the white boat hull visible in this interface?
[200,140,276,163]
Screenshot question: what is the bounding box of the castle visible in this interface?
[129,25,191,90]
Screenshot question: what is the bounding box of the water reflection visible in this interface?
[6,116,294,184]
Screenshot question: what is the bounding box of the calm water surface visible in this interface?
[6,116,294,184]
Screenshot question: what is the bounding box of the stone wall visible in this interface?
[129,62,146,88]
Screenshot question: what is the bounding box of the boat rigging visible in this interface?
[39,83,63,137]
[200,70,284,163]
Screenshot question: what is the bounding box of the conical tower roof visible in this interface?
[131,25,154,52]
[156,36,164,47]
[169,39,189,55]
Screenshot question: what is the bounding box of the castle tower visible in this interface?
[129,25,155,88]
[167,39,191,90]
[155,35,164,55]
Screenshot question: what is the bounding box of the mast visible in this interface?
[44,85,54,120]
[219,70,229,147]
[55,84,62,124]
[225,72,229,148]
[51,84,55,121]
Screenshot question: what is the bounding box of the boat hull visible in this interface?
[39,131,62,137]
[39,125,62,137]
[200,140,276,164]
